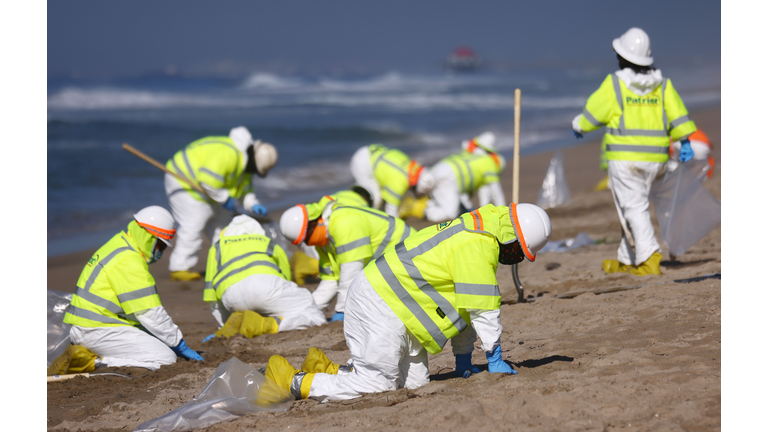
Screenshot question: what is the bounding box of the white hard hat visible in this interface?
[134,205,176,246]
[229,126,253,153]
[415,170,436,195]
[255,142,278,176]
[279,205,308,245]
[509,203,551,262]
[612,27,653,67]
[474,131,497,152]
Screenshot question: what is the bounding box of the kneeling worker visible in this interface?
[63,206,204,371]
[265,203,551,401]
[280,200,417,322]
[203,215,327,339]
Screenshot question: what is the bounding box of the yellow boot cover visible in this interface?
[47,345,98,376]
[630,252,663,276]
[240,310,280,338]
[215,312,244,338]
[263,355,316,400]
[602,259,633,274]
[593,175,610,192]
[289,251,320,286]
[301,347,341,374]
[170,270,202,282]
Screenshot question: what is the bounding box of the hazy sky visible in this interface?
[48,0,721,77]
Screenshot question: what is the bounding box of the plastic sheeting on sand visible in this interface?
[536,151,571,209]
[48,290,73,368]
[651,161,721,259]
[538,232,595,254]
[134,357,294,432]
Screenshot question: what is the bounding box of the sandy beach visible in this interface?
[47,106,721,431]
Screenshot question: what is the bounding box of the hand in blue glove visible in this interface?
[485,346,516,375]
[329,312,344,322]
[222,197,243,215]
[251,204,268,217]
[679,139,694,163]
[171,339,204,361]
[573,130,584,139]
[202,334,216,343]
[455,353,482,378]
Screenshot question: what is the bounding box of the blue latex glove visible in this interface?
[485,346,516,375]
[222,197,241,215]
[329,312,344,322]
[455,353,482,378]
[679,139,694,163]
[573,130,584,139]
[251,204,268,217]
[171,339,204,361]
[202,334,216,343]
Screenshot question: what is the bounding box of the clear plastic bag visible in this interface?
[651,162,721,259]
[48,290,73,368]
[134,357,294,432]
[536,151,571,209]
[538,232,595,254]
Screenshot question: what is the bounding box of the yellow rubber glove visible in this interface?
[290,251,320,286]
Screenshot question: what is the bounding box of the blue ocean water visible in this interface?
[47,65,720,256]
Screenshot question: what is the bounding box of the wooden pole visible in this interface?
[513,89,521,204]
[122,143,212,200]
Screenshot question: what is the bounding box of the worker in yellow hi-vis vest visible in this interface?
[165,126,278,282]
[201,215,326,342]
[265,203,551,401]
[63,206,203,371]
[349,144,436,217]
[279,199,417,323]
[571,27,696,276]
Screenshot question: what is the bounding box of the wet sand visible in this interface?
[47,106,721,431]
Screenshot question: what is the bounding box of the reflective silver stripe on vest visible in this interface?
[74,287,123,315]
[399,225,412,243]
[612,74,623,110]
[117,285,158,303]
[199,167,225,183]
[204,281,214,293]
[219,248,276,275]
[455,283,500,297]
[66,305,130,326]
[214,260,282,290]
[171,157,206,200]
[334,206,398,259]
[82,246,133,292]
[181,150,197,182]
[605,128,669,137]
[336,237,371,255]
[605,144,669,154]
[383,186,403,201]
[373,151,408,176]
[376,224,469,347]
[669,114,691,129]
[215,241,222,272]
[375,257,449,348]
[448,157,475,193]
[582,109,603,127]
[319,265,333,275]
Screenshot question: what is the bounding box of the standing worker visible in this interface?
[202,215,326,340]
[279,200,416,322]
[349,143,436,217]
[406,134,505,222]
[571,27,697,276]
[165,126,278,282]
[263,203,552,401]
[63,206,204,371]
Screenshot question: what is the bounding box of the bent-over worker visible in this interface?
[165,126,278,282]
[264,203,551,401]
[63,206,204,371]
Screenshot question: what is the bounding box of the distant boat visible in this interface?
[446,46,481,72]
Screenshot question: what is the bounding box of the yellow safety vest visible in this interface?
[203,230,291,302]
[63,221,162,328]
[368,144,421,207]
[364,204,514,354]
[166,136,252,202]
[305,189,370,222]
[319,205,416,281]
[578,74,697,166]
[441,152,501,197]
